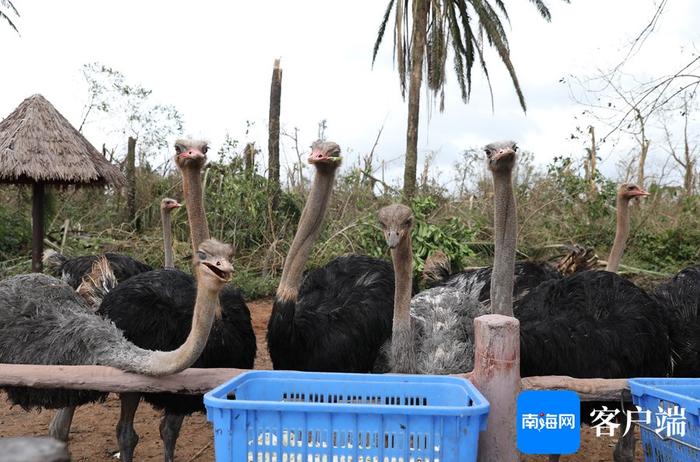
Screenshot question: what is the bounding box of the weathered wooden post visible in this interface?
[472,314,520,462]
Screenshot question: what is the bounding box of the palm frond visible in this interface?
[372,0,396,66]
[0,0,19,16]
[528,0,553,21]
[494,0,510,24]
[470,0,525,111]
[0,10,18,33]
[446,1,468,102]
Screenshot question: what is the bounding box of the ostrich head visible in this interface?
[174,139,209,170]
[485,141,517,173]
[308,140,342,173]
[194,239,234,288]
[619,183,650,201]
[160,197,182,211]
[378,204,413,249]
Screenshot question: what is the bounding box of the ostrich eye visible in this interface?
[197,251,207,261]
[175,144,184,154]
[404,219,412,226]
[202,145,209,154]
[512,144,518,151]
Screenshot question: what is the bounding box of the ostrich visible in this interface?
[41,196,182,288]
[375,203,486,375]
[91,139,255,462]
[0,235,235,392]
[266,141,398,373]
[160,197,182,268]
[43,249,152,291]
[424,182,649,306]
[605,183,649,272]
[45,196,183,441]
[652,265,700,377]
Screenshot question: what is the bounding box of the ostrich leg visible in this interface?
[48,407,75,442]
[613,411,636,462]
[160,412,186,462]
[116,393,141,462]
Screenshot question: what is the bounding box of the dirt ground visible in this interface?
[0,298,642,461]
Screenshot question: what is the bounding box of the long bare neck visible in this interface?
[277,168,336,301]
[182,167,210,255]
[161,209,174,268]
[606,194,630,273]
[490,169,517,316]
[390,236,417,373]
[108,282,221,376]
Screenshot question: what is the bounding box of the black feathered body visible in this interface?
[517,270,672,425]
[653,265,700,377]
[46,252,152,289]
[0,274,150,409]
[98,268,256,414]
[517,270,672,378]
[267,255,397,372]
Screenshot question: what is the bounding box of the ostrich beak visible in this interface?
[181,149,206,160]
[492,148,516,162]
[386,230,401,249]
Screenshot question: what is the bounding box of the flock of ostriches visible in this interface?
[0,139,697,462]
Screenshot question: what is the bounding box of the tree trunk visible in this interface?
[244,142,256,179]
[268,59,283,208]
[637,139,649,189]
[403,0,429,202]
[31,182,45,273]
[126,136,137,229]
[586,126,597,200]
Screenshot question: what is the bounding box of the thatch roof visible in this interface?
[0,94,125,187]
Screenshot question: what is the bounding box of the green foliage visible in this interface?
[409,196,475,273]
[0,204,30,257]
[231,271,279,300]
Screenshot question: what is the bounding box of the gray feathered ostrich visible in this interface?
[0,234,234,375]
[375,203,485,375]
[372,141,522,374]
[46,196,182,441]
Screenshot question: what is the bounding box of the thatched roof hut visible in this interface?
[0,94,125,272]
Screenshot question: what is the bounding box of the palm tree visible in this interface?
[373,0,568,200]
[1,0,19,33]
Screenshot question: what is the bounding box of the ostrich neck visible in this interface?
[277,168,336,301]
[606,195,630,273]
[391,238,414,331]
[182,167,210,255]
[161,209,174,268]
[389,236,417,374]
[121,283,221,376]
[490,169,517,316]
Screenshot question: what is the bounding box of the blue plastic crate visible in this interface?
[204,370,489,462]
[629,378,700,461]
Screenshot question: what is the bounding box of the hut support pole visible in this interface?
[31,182,45,273]
[473,314,520,462]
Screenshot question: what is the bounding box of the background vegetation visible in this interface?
[1,139,696,298]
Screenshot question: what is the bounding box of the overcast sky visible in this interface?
[1,0,696,189]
